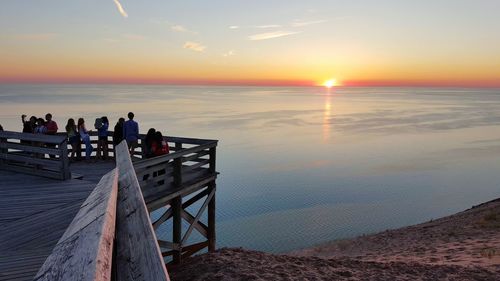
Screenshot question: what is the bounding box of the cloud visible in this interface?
[171,25,188,32]
[183,41,206,52]
[229,26,240,29]
[248,31,300,41]
[290,19,328,27]
[170,25,197,34]
[15,33,59,41]
[223,50,235,57]
[113,0,128,18]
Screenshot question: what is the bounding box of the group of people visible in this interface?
[144,128,170,158]
[14,111,169,162]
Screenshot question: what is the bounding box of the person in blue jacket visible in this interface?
[123,112,139,155]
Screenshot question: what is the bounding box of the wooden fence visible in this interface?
[33,141,170,281]
[62,131,216,161]
[133,136,218,264]
[0,131,71,180]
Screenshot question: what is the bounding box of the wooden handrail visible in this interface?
[0,130,71,180]
[115,141,170,281]
[0,131,67,144]
[33,142,170,281]
[34,169,118,281]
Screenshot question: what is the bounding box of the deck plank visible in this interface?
[0,161,114,281]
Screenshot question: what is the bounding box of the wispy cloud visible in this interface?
[229,25,240,29]
[223,50,235,57]
[15,33,59,41]
[290,19,328,27]
[113,0,128,18]
[248,31,300,41]
[171,25,188,32]
[170,25,198,34]
[183,41,206,52]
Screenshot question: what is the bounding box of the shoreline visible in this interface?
[170,198,500,280]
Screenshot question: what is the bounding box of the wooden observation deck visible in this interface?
[0,130,218,281]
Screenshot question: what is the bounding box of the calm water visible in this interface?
[1,84,500,253]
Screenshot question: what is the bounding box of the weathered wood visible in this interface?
[0,142,61,155]
[181,189,215,245]
[180,209,208,238]
[209,147,216,173]
[146,175,217,212]
[171,197,182,264]
[133,141,217,170]
[0,170,97,281]
[208,182,216,252]
[183,159,210,172]
[33,169,118,281]
[0,131,71,180]
[114,141,170,281]
[181,241,209,260]
[0,131,67,144]
[60,140,71,180]
[152,207,173,230]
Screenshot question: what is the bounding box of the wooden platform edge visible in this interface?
[115,141,170,281]
[33,169,118,281]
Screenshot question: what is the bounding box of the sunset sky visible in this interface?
[1,0,499,87]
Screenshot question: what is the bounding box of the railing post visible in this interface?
[209,146,216,174]
[60,140,71,180]
[172,141,183,264]
[172,197,182,264]
[208,181,216,252]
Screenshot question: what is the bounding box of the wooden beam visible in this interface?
[114,141,170,281]
[180,209,208,238]
[181,189,215,245]
[152,207,173,230]
[171,197,182,264]
[208,182,216,252]
[33,169,118,281]
[181,241,209,260]
[0,131,67,144]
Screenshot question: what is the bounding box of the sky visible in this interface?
[0,0,499,87]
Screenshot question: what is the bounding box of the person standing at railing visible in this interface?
[45,113,59,158]
[123,112,139,156]
[96,116,109,160]
[77,118,94,162]
[144,128,156,159]
[21,114,37,134]
[113,117,125,146]
[66,118,81,161]
[34,118,47,158]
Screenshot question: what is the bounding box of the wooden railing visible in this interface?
[0,131,71,180]
[34,141,170,281]
[62,131,216,161]
[132,136,218,264]
[133,138,217,209]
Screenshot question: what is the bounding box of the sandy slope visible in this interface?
[169,199,500,280]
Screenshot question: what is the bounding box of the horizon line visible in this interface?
[1,78,500,88]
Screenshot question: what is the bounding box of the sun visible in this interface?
[323,79,337,88]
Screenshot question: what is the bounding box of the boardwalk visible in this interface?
[0,130,217,281]
[0,162,114,281]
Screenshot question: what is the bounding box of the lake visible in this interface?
[1,84,500,253]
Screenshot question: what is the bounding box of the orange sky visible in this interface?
[1,1,500,87]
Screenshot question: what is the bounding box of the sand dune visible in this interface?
[170,199,500,280]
